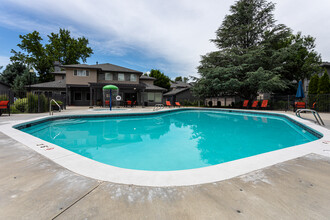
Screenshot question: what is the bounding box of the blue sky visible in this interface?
[1,0,330,79]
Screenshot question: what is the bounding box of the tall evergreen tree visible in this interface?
[318,69,330,94]
[0,62,29,87]
[308,74,319,95]
[194,0,321,100]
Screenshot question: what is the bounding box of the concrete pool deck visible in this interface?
[1,107,330,218]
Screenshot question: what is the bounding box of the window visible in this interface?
[62,75,65,79]
[74,92,82,101]
[130,74,137,81]
[155,93,162,102]
[118,73,125,81]
[74,70,89,76]
[147,92,154,102]
[105,73,113,80]
[145,92,162,102]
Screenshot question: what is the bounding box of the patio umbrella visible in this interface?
[103,85,119,111]
[295,80,305,99]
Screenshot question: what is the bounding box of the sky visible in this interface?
[0,0,330,79]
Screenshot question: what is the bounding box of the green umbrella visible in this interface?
[103,85,119,111]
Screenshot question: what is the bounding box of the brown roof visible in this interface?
[321,62,330,67]
[164,87,190,96]
[170,81,191,88]
[63,63,143,74]
[140,75,156,80]
[0,81,10,87]
[30,80,66,89]
[141,83,167,92]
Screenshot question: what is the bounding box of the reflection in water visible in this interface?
[22,110,318,171]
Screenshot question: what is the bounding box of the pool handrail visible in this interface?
[49,99,62,115]
[295,109,325,126]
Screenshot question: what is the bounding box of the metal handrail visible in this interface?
[49,99,62,115]
[153,104,164,111]
[295,109,325,126]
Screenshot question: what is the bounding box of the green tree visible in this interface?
[149,69,171,90]
[11,29,93,83]
[194,0,321,100]
[318,69,330,94]
[308,74,319,95]
[280,33,321,83]
[175,76,182,82]
[0,62,29,87]
[46,29,93,65]
[12,68,38,93]
[195,0,291,100]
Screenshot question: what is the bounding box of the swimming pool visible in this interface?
[90,108,130,112]
[18,109,321,171]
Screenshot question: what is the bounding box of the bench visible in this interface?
[0,101,10,116]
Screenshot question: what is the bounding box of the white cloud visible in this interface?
[1,0,330,77]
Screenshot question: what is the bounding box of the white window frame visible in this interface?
[105,72,113,81]
[74,69,89,77]
[118,73,125,81]
[130,74,137,81]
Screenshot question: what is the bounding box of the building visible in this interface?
[0,81,10,92]
[163,81,196,104]
[30,62,166,106]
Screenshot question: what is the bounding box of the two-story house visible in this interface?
[30,62,166,106]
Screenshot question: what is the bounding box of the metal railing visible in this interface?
[153,104,164,111]
[295,109,325,126]
[49,99,62,115]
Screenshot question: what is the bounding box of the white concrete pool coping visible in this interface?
[1,108,330,187]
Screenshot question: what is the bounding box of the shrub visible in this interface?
[14,98,28,113]
[10,105,22,114]
[182,100,200,106]
[273,100,287,110]
[0,94,9,101]
[39,94,49,112]
[27,93,38,113]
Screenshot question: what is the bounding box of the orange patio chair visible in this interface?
[0,100,10,116]
[294,102,306,110]
[261,100,268,109]
[175,102,181,107]
[243,100,249,108]
[166,101,172,107]
[251,100,258,108]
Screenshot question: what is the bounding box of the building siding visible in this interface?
[66,68,97,85]
[98,73,140,85]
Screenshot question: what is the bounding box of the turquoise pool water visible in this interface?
[20,110,319,171]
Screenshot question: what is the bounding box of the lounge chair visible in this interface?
[295,102,306,111]
[0,101,10,116]
[175,102,181,107]
[261,100,268,109]
[311,102,316,109]
[251,100,258,108]
[166,101,172,108]
[243,100,249,108]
